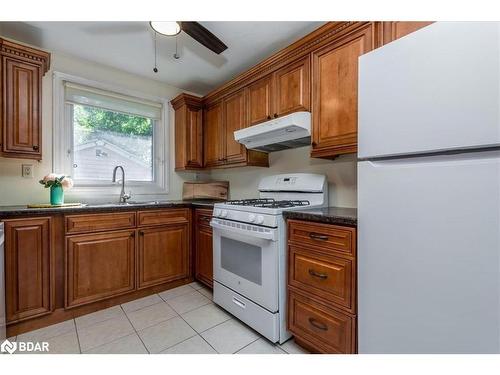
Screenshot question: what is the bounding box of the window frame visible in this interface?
[53,71,170,199]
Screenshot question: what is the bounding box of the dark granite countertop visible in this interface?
[0,199,222,218]
[283,207,357,227]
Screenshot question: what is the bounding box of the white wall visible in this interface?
[210,147,357,208]
[0,49,199,205]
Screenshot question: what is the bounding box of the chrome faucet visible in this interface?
[112,166,131,203]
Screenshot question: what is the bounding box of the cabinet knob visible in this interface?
[311,141,317,147]
[267,115,271,120]
[274,113,278,118]
[33,145,39,151]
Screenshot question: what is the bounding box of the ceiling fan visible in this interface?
[150,21,228,55]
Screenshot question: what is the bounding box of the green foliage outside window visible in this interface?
[74,105,153,136]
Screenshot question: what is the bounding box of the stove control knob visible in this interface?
[220,210,228,218]
[256,215,265,224]
[248,214,256,222]
[214,209,221,217]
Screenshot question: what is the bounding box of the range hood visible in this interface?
[234,111,311,152]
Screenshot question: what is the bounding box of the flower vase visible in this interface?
[50,185,64,205]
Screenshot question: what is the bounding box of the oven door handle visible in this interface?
[210,220,277,241]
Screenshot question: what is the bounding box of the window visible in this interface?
[53,73,169,197]
[72,104,154,182]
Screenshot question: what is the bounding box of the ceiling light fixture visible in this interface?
[150,21,181,36]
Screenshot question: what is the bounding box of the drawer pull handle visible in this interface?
[308,269,328,280]
[232,297,246,309]
[309,233,329,241]
[308,317,328,331]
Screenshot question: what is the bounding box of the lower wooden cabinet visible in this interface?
[194,209,213,288]
[66,230,135,308]
[287,219,357,353]
[3,217,53,323]
[138,223,190,289]
[288,289,356,354]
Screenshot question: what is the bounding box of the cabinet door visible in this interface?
[138,223,190,289]
[246,75,274,125]
[204,101,224,167]
[381,21,433,45]
[2,57,41,159]
[223,89,247,164]
[185,106,203,168]
[195,209,213,288]
[66,230,135,308]
[311,24,374,158]
[4,217,53,323]
[274,56,311,117]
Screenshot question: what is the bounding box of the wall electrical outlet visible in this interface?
[22,164,34,178]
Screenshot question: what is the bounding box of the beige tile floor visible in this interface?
[8,282,309,354]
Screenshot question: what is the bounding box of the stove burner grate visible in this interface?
[226,198,311,208]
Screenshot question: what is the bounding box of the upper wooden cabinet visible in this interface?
[171,94,204,170]
[204,100,224,168]
[381,21,433,45]
[203,94,269,169]
[246,56,311,124]
[3,217,53,323]
[0,38,50,160]
[274,56,311,117]
[223,89,247,164]
[247,74,274,125]
[311,24,374,158]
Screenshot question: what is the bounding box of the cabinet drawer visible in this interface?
[195,208,212,228]
[288,220,355,256]
[289,245,354,312]
[137,209,190,227]
[65,212,136,234]
[288,289,356,354]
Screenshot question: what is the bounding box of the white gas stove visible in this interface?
[211,173,328,344]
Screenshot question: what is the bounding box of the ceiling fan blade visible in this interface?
[179,22,228,54]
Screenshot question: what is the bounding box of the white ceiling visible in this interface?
[0,21,323,95]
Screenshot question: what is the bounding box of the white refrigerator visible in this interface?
[358,22,500,353]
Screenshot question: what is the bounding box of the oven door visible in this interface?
[211,218,279,312]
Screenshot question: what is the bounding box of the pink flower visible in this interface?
[61,177,74,190]
[43,173,60,183]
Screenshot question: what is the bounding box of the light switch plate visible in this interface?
[22,164,34,178]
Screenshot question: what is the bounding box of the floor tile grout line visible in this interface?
[174,303,220,354]
[73,319,83,354]
[75,306,126,331]
[157,285,198,304]
[233,336,262,354]
[119,304,151,354]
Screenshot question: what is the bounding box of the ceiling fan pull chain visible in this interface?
[173,35,180,60]
[153,31,158,73]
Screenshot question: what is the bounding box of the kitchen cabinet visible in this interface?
[273,56,311,117]
[203,95,269,169]
[247,74,274,125]
[66,230,136,308]
[311,23,374,159]
[223,89,247,164]
[171,93,204,170]
[3,217,53,323]
[287,219,357,353]
[194,208,213,288]
[137,223,190,289]
[203,100,224,168]
[381,21,433,45]
[0,38,50,160]
[246,56,310,124]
